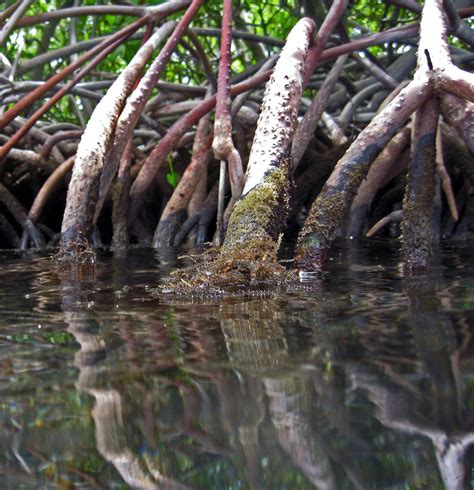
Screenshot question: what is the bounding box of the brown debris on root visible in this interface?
[54,235,97,267]
[158,161,296,296]
[159,240,296,296]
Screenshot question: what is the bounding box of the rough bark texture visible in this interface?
[223,161,290,253]
[348,127,411,236]
[58,23,176,260]
[294,0,468,272]
[223,17,316,252]
[240,18,315,198]
[162,18,315,294]
[440,93,474,155]
[401,98,439,269]
[296,76,432,272]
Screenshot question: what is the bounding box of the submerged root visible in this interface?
[159,239,296,296]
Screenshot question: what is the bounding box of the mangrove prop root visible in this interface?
[348,126,411,237]
[162,17,315,293]
[2,0,473,284]
[28,155,75,224]
[112,141,134,251]
[401,97,439,270]
[296,0,474,272]
[239,18,315,199]
[215,159,227,246]
[367,210,403,238]
[295,75,432,272]
[224,17,315,251]
[98,0,204,225]
[291,54,348,170]
[440,93,474,155]
[212,0,244,202]
[436,126,458,222]
[153,113,213,246]
[127,70,270,225]
[58,22,178,261]
[127,16,444,226]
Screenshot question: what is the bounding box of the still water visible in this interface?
[0,239,473,489]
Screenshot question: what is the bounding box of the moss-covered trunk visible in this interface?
[163,17,315,293]
[222,160,290,257]
[222,17,315,256]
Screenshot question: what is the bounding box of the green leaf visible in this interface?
[166,157,179,188]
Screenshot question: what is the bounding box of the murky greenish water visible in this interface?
[0,239,473,489]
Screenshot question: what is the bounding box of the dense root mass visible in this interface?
[0,0,473,283]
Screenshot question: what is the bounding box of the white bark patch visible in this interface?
[242,18,315,195]
[61,24,175,236]
[76,24,174,171]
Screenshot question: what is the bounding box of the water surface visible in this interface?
[0,239,473,489]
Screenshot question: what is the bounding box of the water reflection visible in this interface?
[60,265,190,489]
[0,243,473,488]
[347,276,473,490]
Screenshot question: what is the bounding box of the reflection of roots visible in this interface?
[265,379,338,489]
[348,367,472,490]
[67,309,190,489]
[91,389,191,490]
[160,241,295,295]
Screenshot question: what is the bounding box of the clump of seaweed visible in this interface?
[160,238,296,296]
[55,233,96,264]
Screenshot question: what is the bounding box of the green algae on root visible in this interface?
[158,163,293,296]
[224,163,290,251]
[159,18,315,296]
